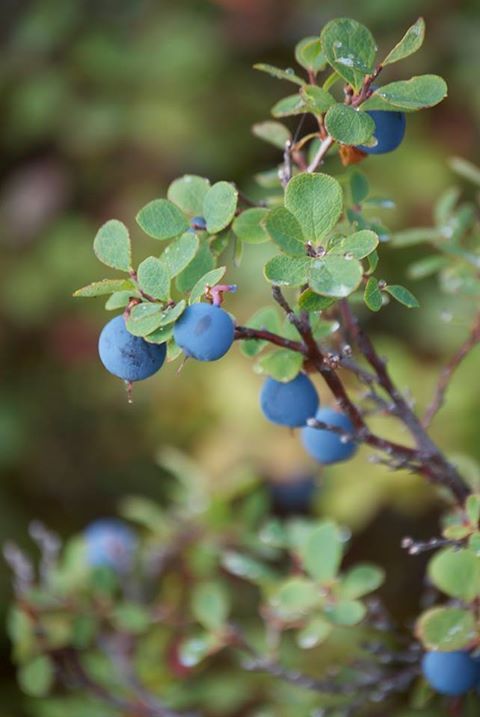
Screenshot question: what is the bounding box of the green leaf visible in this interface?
[144,325,174,345]
[125,301,186,337]
[105,290,139,311]
[407,256,449,280]
[264,255,310,287]
[7,608,35,663]
[265,207,305,256]
[428,548,480,602]
[309,255,363,298]
[271,94,308,118]
[449,157,480,187]
[466,495,480,526]
[321,18,377,91]
[295,37,327,73]
[350,171,369,204]
[176,238,215,293]
[384,284,419,308]
[270,577,319,620]
[179,632,218,667]
[163,232,199,277]
[361,75,448,112]
[254,63,304,86]
[167,175,211,216]
[74,279,134,298]
[240,306,281,358]
[136,199,188,240]
[417,607,477,651]
[18,656,54,697]
[296,617,332,649]
[112,603,151,634]
[391,227,441,247]
[300,85,336,114]
[285,173,343,243]
[233,208,269,245]
[93,219,132,271]
[189,266,227,304]
[300,520,343,583]
[137,257,170,300]
[252,120,291,149]
[298,290,335,312]
[325,599,366,626]
[339,564,385,599]
[203,181,238,234]
[221,551,276,584]
[383,18,426,66]
[364,276,383,312]
[325,105,375,145]
[329,230,379,259]
[191,581,230,632]
[255,349,303,382]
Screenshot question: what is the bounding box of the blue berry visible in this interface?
[422,651,480,696]
[98,315,166,381]
[357,110,406,154]
[84,519,137,572]
[173,303,235,361]
[301,407,357,464]
[260,374,319,428]
[191,216,207,230]
[269,475,316,513]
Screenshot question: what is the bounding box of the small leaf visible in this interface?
[221,551,276,584]
[407,256,449,280]
[271,94,308,118]
[329,230,379,259]
[167,175,210,216]
[384,284,419,308]
[112,603,151,634]
[298,290,335,312]
[321,18,377,91]
[93,220,132,271]
[325,105,375,145]
[364,276,382,312]
[428,548,480,602]
[191,581,230,632]
[189,266,226,304]
[391,227,441,247]
[203,181,238,234]
[254,63,304,86]
[361,75,447,112]
[295,37,327,73]
[255,349,303,382]
[339,564,385,599]
[296,617,332,649]
[265,207,305,256]
[240,306,281,358]
[466,495,480,527]
[137,257,170,300]
[264,255,311,287]
[325,599,366,626]
[270,577,319,620]
[233,208,269,245]
[383,18,426,66]
[300,85,336,114]
[144,325,174,345]
[300,520,343,583]
[136,199,188,240]
[179,632,218,667]
[163,232,199,277]
[417,607,477,651]
[309,255,363,298]
[18,656,54,697]
[350,171,369,204]
[285,173,343,243]
[74,279,134,298]
[449,157,480,187]
[126,301,186,337]
[176,238,215,293]
[105,290,139,311]
[252,120,291,149]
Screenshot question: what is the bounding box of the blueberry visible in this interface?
[422,651,480,696]
[357,110,406,154]
[191,216,207,231]
[301,407,357,464]
[84,519,137,572]
[269,475,316,514]
[260,374,319,428]
[173,303,235,361]
[98,315,166,382]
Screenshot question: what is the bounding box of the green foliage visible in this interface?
[320,19,377,92]
[324,105,375,145]
[136,199,189,240]
[362,76,448,112]
[382,17,426,66]
[203,181,238,234]
[93,220,132,272]
[285,173,343,242]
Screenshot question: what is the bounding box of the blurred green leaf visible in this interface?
[449,157,480,187]
[295,37,327,73]
[325,105,375,145]
[296,616,332,649]
[221,551,276,584]
[18,655,54,697]
[240,306,281,358]
[383,17,426,66]
[254,63,304,86]
[270,577,319,620]
[203,181,238,234]
[339,564,385,599]
[179,632,218,667]
[285,173,343,242]
[428,548,480,601]
[255,348,303,382]
[325,599,366,625]
[271,94,308,118]
[321,18,377,91]
[93,220,132,271]
[137,257,170,300]
[167,175,211,216]
[407,256,449,280]
[466,495,480,526]
[136,199,188,240]
[163,232,199,277]
[252,120,291,149]
[350,171,369,204]
[361,75,447,111]
[192,581,230,631]
[300,521,343,583]
[112,603,151,634]
[233,208,269,245]
[417,606,477,651]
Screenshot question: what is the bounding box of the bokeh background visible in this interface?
[1,0,480,713]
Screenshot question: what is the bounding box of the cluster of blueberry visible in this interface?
[422,650,480,696]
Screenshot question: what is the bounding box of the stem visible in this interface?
[234,326,305,353]
[306,136,334,173]
[423,312,480,427]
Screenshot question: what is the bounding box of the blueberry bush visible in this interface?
[6,15,480,717]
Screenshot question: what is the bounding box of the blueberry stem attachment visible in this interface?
[207,284,237,307]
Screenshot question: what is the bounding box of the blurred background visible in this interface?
[1,0,480,713]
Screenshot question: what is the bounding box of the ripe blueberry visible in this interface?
[84,519,137,572]
[173,302,235,361]
[358,110,406,154]
[260,374,319,428]
[191,216,207,231]
[301,407,357,464]
[422,651,480,696]
[269,475,316,514]
[98,315,166,381]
